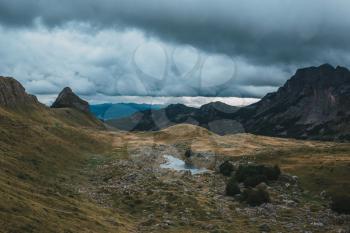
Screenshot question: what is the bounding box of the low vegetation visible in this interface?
[241,187,271,206]
[219,161,235,176]
[233,164,281,189]
[331,194,350,214]
[225,177,241,196]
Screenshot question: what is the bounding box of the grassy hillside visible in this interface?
[0,105,133,233]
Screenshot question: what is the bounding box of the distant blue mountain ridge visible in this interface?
[89,103,165,121]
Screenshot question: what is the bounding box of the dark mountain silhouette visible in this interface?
[106,64,350,140]
[51,87,90,113]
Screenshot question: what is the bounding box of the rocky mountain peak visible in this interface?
[51,87,90,113]
[240,64,350,140]
[0,76,39,107]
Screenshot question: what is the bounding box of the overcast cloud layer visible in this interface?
[0,0,350,102]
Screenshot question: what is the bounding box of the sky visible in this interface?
[1,0,350,106]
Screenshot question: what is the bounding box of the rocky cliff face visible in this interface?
[51,87,90,113]
[0,76,39,107]
[236,64,350,140]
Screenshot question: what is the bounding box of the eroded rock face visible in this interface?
[51,87,89,113]
[0,76,39,107]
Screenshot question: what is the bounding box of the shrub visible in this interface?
[264,165,281,180]
[235,164,281,186]
[185,149,192,158]
[219,161,235,176]
[226,177,241,196]
[241,187,270,206]
[243,175,267,187]
[236,165,265,182]
[331,194,350,214]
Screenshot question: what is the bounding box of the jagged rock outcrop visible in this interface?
[0,76,39,107]
[51,87,90,113]
[235,64,350,140]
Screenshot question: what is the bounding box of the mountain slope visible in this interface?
[106,102,240,135]
[0,77,131,232]
[90,103,164,121]
[236,64,350,140]
[107,64,350,140]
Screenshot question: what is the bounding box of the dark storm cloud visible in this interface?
[0,0,350,99]
[1,0,350,66]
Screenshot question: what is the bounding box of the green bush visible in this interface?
[241,187,270,206]
[331,194,350,214]
[225,177,241,196]
[264,165,281,180]
[243,175,267,187]
[185,149,192,158]
[219,161,235,176]
[235,164,281,187]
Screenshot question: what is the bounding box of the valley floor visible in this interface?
[79,125,350,232]
[1,115,350,232]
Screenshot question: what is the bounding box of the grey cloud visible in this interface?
[1,0,350,66]
[0,1,350,99]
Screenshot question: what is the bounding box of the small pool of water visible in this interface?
[160,155,208,175]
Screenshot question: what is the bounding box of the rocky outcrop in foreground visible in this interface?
[0,76,39,107]
[51,87,89,113]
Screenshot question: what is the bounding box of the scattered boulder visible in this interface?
[219,161,235,176]
[51,87,89,113]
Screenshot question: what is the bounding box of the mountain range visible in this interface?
[106,64,350,141]
[90,103,164,121]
